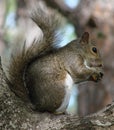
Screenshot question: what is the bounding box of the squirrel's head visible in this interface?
[77,32,103,82]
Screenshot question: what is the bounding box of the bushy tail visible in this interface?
[8,7,61,102]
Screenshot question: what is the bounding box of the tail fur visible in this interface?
[8,7,61,102]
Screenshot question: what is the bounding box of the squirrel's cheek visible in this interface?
[87,58,103,68]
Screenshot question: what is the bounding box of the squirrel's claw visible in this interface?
[89,72,104,82]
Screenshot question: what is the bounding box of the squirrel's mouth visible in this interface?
[84,59,104,82]
[84,59,103,68]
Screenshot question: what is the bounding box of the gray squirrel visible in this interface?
[7,7,103,114]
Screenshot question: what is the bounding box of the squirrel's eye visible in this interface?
[92,47,97,53]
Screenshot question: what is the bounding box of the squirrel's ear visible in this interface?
[80,32,89,44]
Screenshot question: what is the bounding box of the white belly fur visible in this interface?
[56,73,74,113]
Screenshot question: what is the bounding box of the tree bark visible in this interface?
[0,56,114,130]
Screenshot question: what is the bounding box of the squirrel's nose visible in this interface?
[98,64,103,67]
[100,72,103,78]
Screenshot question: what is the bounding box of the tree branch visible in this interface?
[42,0,83,36]
[42,0,98,36]
[43,0,73,18]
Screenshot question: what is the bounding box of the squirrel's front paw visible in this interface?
[89,72,103,82]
